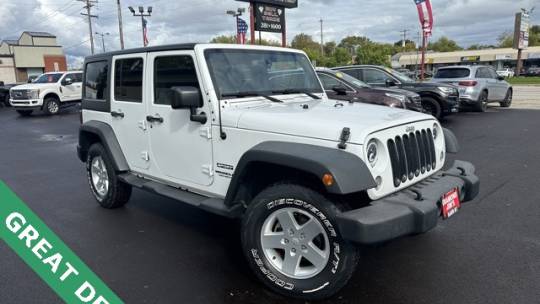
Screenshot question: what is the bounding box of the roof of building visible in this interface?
[23,31,56,38]
[3,40,18,45]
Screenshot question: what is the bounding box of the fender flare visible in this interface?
[443,128,460,154]
[224,141,377,205]
[78,121,129,171]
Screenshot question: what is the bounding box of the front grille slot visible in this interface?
[11,90,29,100]
[388,129,436,187]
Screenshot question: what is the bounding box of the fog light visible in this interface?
[440,151,445,161]
[322,174,334,187]
[375,176,382,190]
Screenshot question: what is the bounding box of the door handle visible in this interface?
[146,115,164,123]
[111,111,124,118]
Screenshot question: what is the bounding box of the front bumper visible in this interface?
[337,160,479,244]
[10,99,41,108]
[442,94,460,114]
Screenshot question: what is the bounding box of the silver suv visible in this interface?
[431,65,512,112]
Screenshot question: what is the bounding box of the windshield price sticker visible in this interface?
[0,182,123,303]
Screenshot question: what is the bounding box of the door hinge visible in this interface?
[138,120,147,131]
[199,127,212,139]
[202,164,214,177]
[141,151,150,161]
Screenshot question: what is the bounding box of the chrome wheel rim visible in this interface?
[91,156,109,198]
[48,101,59,113]
[260,207,330,280]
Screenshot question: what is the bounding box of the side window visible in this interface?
[341,69,359,79]
[476,68,489,78]
[154,55,200,106]
[114,58,143,103]
[363,69,391,84]
[84,61,108,100]
[488,68,498,79]
[73,73,83,83]
[318,74,341,90]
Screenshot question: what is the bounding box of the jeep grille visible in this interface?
[387,129,436,187]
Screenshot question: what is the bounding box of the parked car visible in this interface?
[0,81,18,107]
[496,68,515,78]
[9,71,83,116]
[77,43,479,300]
[316,68,424,112]
[431,65,513,112]
[333,65,459,119]
[525,67,540,77]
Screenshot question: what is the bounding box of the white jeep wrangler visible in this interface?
[77,44,479,300]
[10,71,83,116]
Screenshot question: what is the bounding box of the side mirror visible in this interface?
[63,78,73,86]
[0,81,4,86]
[497,76,505,81]
[385,79,397,87]
[171,86,207,124]
[332,85,348,95]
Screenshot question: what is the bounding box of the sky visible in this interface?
[1,0,539,68]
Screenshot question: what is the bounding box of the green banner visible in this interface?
[0,182,123,304]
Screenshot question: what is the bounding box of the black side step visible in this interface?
[118,173,244,219]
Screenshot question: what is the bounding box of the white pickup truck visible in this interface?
[10,71,83,116]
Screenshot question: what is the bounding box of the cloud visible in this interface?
[1,0,539,67]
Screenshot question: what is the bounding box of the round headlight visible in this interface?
[432,123,439,140]
[367,140,378,167]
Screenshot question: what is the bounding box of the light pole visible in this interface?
[95,32,110,53]
[129,6,152,47]
[227,8,245,44]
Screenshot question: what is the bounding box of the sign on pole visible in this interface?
[255,3,285,33]
[514,12,530,50]
[236,0,298,9]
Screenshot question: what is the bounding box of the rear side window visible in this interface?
[435,68,470,79]
[341,69,359,79]
[154,55,200,106]
[318,74,341,90]
[84,61,109,100]
[114,58,143,102]
[476,68,490,79]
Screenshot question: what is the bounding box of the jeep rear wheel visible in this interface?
[44,97,60,115]
[241,184,359,300]
[86,143,132,209]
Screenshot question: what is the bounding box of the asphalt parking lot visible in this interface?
[1,102,539,304]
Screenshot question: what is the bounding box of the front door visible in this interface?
[61,73,83,100]
[146,51,213,187]
[110,54,150,172]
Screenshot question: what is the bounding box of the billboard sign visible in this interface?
[255,3,285,33]
[514,12,530,50]
[236,0,298,9]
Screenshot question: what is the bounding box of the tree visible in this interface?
[210,35,237,44]
[291,33,320,51]
[467,44,496,50]
[529,25,540,47]
[497,32,514,48]
[428,36,463,52]
[356,43,393,66]
[394,39,417,52]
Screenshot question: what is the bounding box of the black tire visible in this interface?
[16,110,33,116]
[500,89,512,108]
[241,184,359,300]
[421,97,442,119]
[86,143,132,209]
[474,91,488,112]
[44,96,60,115]
[3,94,9,107]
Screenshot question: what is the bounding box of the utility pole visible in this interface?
[79,0,98,55]
[116,0,125,49]
[320,18,324,56]
[129,6,152,47]
[95,32,109,52]
[399,29,409,48]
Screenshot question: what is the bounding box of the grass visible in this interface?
[506,77,540,85]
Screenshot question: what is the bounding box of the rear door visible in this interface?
[488,67,507,100]
[146,51,214,187]
[110,53,150,172]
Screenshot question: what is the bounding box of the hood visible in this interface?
[10,83,53,90]
[371,86,419,98]
[402,81,456,89]
[222,95,435,144]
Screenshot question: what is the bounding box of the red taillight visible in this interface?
[458,80,478,87]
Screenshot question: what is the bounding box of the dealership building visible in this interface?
[392,46,540,71]
[0,32,67,84]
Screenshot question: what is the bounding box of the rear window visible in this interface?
[114,58,144,103]
[84,61,109,100]
[434,68,471,79]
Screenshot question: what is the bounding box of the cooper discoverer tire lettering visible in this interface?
[241,184,359,300]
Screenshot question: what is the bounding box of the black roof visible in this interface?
[85,43,198,61]
[24,31,56,38]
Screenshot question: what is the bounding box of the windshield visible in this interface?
[387,68,415,83]
[333,71,371,88]
[33,73,63,84]
[434,68,471,79]
[205,49,323,99]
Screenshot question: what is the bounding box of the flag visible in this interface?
[143,17,149,46]
[414,0,434,36]
[237,17,248,44]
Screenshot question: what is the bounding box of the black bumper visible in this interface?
[337,160,479,245]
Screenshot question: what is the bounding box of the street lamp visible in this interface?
[95,32,110,53]
[227,7,246,44]
[129,5,152,47]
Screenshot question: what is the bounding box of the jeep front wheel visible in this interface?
[241,184,359,300]
[86,143,132,208]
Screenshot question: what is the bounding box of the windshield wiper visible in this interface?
[221,92,283,103]
[272,89,322,100]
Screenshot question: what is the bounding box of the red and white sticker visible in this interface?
[442,188,461,219]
